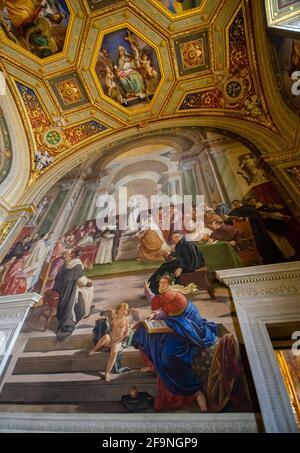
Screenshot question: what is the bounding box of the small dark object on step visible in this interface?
[121,391,154,412]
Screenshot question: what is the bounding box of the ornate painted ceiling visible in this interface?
[0,0,298,197]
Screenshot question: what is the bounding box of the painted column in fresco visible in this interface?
[198,149,223,205]
[86,181,102,221]
[49,179,81,240]
[74,181,98,225]
[206,147,228,203]
[167,170,181,197]
[0,211,32,262]
[178,159,198,198]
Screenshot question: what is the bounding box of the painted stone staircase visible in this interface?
[0,333,157,409]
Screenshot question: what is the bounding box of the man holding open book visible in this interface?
[132,275,217,412]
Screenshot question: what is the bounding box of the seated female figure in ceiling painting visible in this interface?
[159,0,203,14]
[97,29,161,107]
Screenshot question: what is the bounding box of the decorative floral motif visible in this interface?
[16,82,51,132]
[56,79,83,105]
[64,121,107,146]
[43,128,64,148]
[180,39,204,70]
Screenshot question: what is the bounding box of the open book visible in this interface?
[142,319,173,334]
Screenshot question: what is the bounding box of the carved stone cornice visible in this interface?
[216,262,300,433]
[0,293,41,377]
[217,261,300,286]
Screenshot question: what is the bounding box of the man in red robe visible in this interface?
[0,257,27,295]
[133,275,217,411]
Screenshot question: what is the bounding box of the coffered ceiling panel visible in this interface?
[0,0,289,188]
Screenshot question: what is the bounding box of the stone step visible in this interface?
[24,334,92,353]
[0,371,157,403]
[13,349,143,375]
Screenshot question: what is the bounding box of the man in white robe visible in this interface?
[23,233,52,290]
[77,276,94,318]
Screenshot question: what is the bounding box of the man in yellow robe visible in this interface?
[4,0,42,28]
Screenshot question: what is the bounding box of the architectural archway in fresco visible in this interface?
[0,0,71,59]
[0,106,12,185]
[4,125,300,251]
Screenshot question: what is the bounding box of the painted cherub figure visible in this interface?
[139,53,157,79]
[89,302,130,383]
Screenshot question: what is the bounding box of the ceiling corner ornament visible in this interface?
[178,8,274,128]
[34,149,55,172]
[224,78,244,103]
[174,31,210,76]
[15,80,108,180]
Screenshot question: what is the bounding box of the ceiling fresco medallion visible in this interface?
[174,31,209,76]
[42,127,64,149]
[157,0,203,14]
[223,77,245,104]
[49,72,89,111]
[95,28,161,109]
[0,0,70,59]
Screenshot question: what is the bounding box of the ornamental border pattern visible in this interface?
[0,413,258,433]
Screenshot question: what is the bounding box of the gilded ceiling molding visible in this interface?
[84,0,126,14]
[265,0,300,31]
[251,0,298,145]
[13,80,108,184]
[129,0,217,35]
[178,7,276,132]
